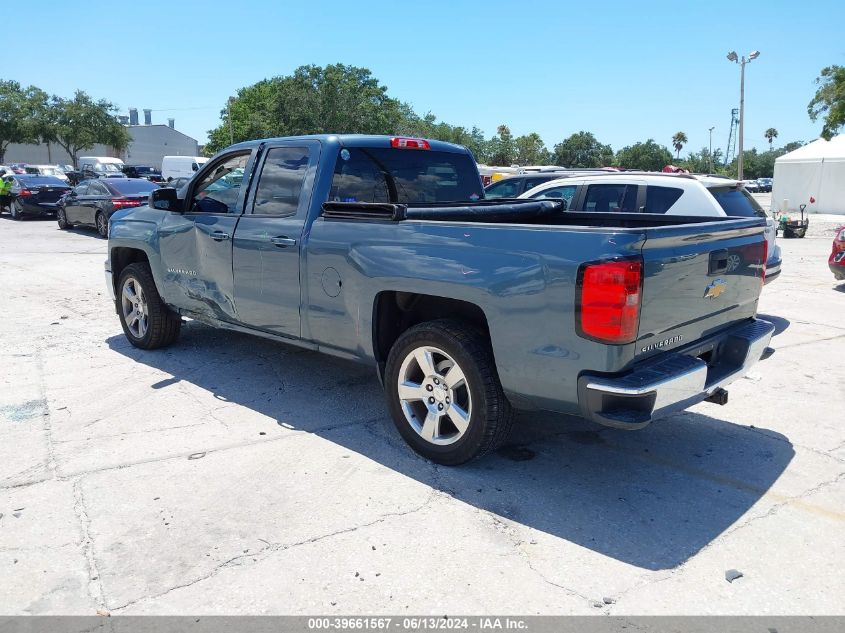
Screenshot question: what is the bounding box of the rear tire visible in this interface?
[384,319,514,465]
[96,211,108,237]
[117,263,181,349]
[57,207,70,229]
[10,200,22,220]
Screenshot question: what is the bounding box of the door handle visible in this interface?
[210,231,230,241]
[270,236,297,247]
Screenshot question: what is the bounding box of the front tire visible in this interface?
[384,319,514,465]
[96,211,108,237]
[117,263,181,349]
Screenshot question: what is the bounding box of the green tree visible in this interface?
[808,65,845,140]
[615,140,673,171]
[0,80,44,163]
[671,131,688,159]
[206,64,406,152]
[50,92,131,167]
[513,132,550,166]
[551,131,613,168]
[781,140,805,153]
[764,127,778,149]
[683,146,724,174]
[486,125,517,166]
[396,106,489,161]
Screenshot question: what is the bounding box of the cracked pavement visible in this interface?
[0,215,843,615]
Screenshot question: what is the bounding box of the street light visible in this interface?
[708,126,715,173]
[726,50,760,180]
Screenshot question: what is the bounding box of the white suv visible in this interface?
[518,173,782,283]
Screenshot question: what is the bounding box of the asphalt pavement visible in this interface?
[0,213,843,615]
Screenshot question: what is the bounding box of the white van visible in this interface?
[77,156,126,179]
[161,156,208,182]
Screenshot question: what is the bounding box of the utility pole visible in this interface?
[228,97,235,145]
[708,127,715,173]
[726,50,759,181]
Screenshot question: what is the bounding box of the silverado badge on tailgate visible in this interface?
[704,278,727,299]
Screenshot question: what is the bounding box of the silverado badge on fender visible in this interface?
[704,278,727,299]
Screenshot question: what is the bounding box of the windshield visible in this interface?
[100,163,122,173]
[134,166,157,174]
[708,186,766,218]
[330,147,482,204]
[108,179,160,195]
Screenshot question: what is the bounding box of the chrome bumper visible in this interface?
[578,318,775,429]
[104,263,115,301]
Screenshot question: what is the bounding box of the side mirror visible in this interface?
[150,187,183,212]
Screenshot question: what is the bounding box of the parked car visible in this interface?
[105,134,774,465]
[0,165,15,177]
[756,178,773,192]
[484,170,612,199]
[3,174,71,219]
[741,179,761,193]
[122,165,165,183]
[58,178,159,236]
[24,164,70,182]
[77,156,127,180]
[9,163,27,174]
[829,225,845,281]
[520,173,782,283]
[161,155,208,181]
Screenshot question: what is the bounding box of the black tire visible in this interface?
[116,263,181,350]
[95,211,108,237]
[384,319,514,465]
[57,207,70,229]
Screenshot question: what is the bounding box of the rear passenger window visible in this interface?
[530,184,578,208]
[252,147,310,216]
[583,184,637,212]
[644,186,683,213]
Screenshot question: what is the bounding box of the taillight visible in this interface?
[390,137,431,150]
[111,198,143,210]
[19,188,33,197]
[761,239,768,286]
[577,258,643,344]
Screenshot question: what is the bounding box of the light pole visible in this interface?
[227,96,235,145]
[726,50,760,181]
[708,126,715,173]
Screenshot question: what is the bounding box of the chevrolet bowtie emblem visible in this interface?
[704,278,727,299]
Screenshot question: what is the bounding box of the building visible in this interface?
[3,110,200,170]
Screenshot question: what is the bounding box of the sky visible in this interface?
[6,0,844,157]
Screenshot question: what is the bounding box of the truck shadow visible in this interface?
[107,323,794,572]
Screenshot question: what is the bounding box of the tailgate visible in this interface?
[635,218,766,359]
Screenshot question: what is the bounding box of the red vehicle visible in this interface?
[830,225,845,281]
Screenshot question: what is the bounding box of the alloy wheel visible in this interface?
[396,345,472,446]
[121,277,148,339]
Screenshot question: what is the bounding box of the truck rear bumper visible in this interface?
[577,318,775,429]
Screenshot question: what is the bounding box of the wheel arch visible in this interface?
[372,291,491,382]
[110,247,151,296]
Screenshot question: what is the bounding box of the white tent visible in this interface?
[772,135,845,215]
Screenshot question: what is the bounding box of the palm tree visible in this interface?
[764,127,779,150]
[671,132,688,160]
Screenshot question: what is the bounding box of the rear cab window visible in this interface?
[330,147,482,204]
[644,186,684,213]
[708,186,766,217]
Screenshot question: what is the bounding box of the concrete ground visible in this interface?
[0,213,843,616]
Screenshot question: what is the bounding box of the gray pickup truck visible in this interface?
[105,135,774,465]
